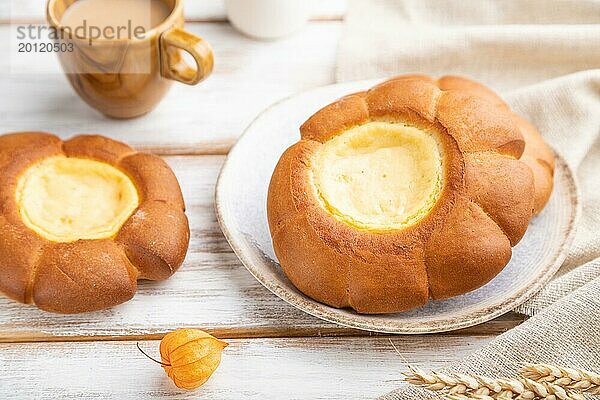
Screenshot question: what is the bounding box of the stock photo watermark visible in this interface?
[6,0,156,75]
[15,20,149,51]
[8,20,154,74]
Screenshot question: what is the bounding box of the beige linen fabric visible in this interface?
[336,1,600,398]
[380,275,600,399]
[337,0,600,91]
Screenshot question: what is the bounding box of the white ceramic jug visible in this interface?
[225,0,314,40]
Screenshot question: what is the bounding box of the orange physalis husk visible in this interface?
[158,328,228,390]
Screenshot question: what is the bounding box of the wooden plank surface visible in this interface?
[0,4,521,399]
[1,0,347,23]
[0,334,495,399]
[0,22,341,154]
[0,155,340,341]
[0,155,524,342]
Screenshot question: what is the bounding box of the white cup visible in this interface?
[225,0,314,40]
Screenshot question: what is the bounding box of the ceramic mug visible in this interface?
[46,0,214,119]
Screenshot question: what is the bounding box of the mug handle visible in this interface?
[160,27,214,85]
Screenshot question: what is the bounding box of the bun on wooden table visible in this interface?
[267,75,554,314]
[0,132,190,313]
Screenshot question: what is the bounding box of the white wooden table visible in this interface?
[0,2,524,398]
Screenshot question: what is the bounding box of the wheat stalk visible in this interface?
[521,364,600,395]
[404,367,585,400]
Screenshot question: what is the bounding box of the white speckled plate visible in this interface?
[215,80,579,334]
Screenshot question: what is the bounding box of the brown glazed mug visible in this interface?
[46,0,214,119]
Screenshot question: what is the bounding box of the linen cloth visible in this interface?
[336,1,600,398]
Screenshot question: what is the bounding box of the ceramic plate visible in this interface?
[216,80,579,334]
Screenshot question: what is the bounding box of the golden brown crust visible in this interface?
[272,212,351,308]
[300,93,370,143]
[62,134,136,164]
[436,90,525,157]
[436,75,508,108]
[425,197,512,299]
[0,132,63,207]
[403,75,554,215]
[0,134,61,303]
[0,215,44,303]
[512,114,556,214]
[0,132,190,313]
[32,240,138,314]
[464,152,535,245]
[267,141,315,234]
[268,75,555,314]
[403,76,554,214]
[118,153,186,210]
[116,200,190,281]
[0,132,63,172]
[348,246,429,313]
[366,79,441,123]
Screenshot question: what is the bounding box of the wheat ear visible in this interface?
[521,364,600,395]
[405,367,585,400]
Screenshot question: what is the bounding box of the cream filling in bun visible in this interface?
[311,121,443,231]
[16,156,139,243]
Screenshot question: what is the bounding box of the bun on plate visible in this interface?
[267,75,554,314]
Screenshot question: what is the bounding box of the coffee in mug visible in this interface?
[47,0,214,119]
[61,0,171,35]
